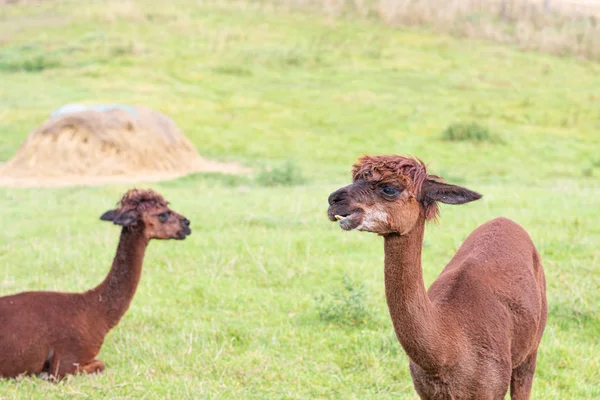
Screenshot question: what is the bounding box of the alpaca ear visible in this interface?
[422,180,482,205]
[100,209,139,226]
[100,209,118,222]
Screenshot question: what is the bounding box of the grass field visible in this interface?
[0,1,599,398]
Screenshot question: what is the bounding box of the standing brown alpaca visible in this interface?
[327,155,547,400]
[0,189,191,380]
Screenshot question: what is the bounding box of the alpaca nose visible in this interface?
[182,218,190,227]
[328,188,347,205]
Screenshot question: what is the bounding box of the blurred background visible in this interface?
[0,1,598,398]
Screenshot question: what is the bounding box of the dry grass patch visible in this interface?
[0,104,248,187]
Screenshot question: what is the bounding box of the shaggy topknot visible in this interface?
[351,155,441,221]
[117,189,168,212]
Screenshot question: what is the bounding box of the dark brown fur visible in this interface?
[0,189,191,380]
[328,155,547,399]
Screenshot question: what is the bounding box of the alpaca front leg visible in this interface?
[510,351,538,400]
[47,352,79,381]
[79,359,105,375]
[47,352,104,380]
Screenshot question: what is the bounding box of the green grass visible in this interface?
[440,121,498,143]
[0,0,599,398]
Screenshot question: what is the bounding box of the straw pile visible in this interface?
[0,104,247,187]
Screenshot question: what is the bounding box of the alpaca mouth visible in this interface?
[332,210,364,231]
[177,227,192,240]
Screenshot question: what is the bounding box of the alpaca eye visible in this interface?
[381,186,401,197]
[158,212,170,223]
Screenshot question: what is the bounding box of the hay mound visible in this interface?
[0,104,247,187]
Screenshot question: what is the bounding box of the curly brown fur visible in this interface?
[117,188,168,212]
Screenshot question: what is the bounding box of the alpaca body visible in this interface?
[0,228,147,379]
[328,155,547,399]
[0,189,191,380]
[388,217,546,399]
[0,291,106,378]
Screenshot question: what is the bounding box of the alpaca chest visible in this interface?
[409,360,511,400]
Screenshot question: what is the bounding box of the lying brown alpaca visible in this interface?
[328,155,547,400]
[0,189,191,380]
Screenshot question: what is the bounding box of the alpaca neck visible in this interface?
[383,215,452,371]
[90,227,148,330]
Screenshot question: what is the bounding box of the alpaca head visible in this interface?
[327,155,482,235]
[100,189,191,240]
